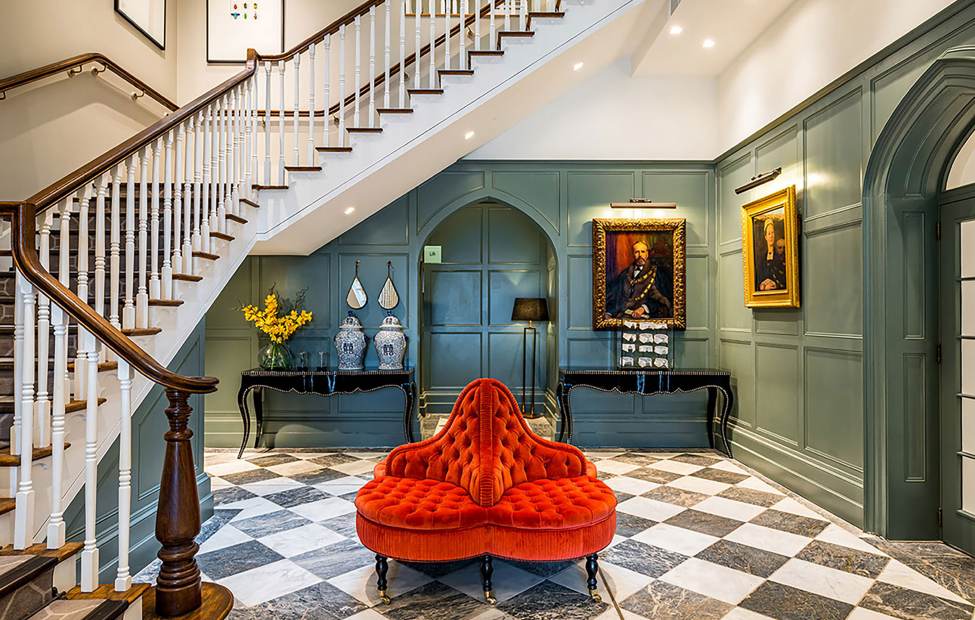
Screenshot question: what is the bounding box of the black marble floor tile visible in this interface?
[507,559,575,578]
[612,490,635,504]
[292,539,375,580]
[739,581,853,620]
[338,491,360,502]
[197,540,285,581]
[248,454,301,467]
[198,510,241,545]
[750,509,829,537]
[222,468,281,485]
[859,581,975,620]
[383,581,490,620]
[498,580,607,620]
[627,467,682,484]
[318,513,358,539]
[601,539,688,577]
[869,539,975,604]
[695,540,789,578]
[263,485,332,508]
[795,540,890,578]
[232,581,366,620]
[664,509,743,538]
[642,485,708,508]
[232,509,312,538]
[214,486,259,505]
[671,453,723,466]
[614,453,661,466]
[614,511,657,537]
[621,580,732,620]
[290,467,348,486]
[401,558,477,578]
[310,454,362,467]
[717,486,781,507]
[691,467,750,485]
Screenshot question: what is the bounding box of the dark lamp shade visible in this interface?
[511,298,549,322]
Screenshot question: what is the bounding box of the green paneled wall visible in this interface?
[205,163,716,449]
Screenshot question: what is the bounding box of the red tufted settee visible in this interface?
[354,378,617,604]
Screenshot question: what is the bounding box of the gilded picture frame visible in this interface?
[740,185,800,308]
[592,218,686,330]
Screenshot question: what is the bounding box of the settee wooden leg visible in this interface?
[375,555,391,604]
[585,554,602,602]
[480,555,496,605]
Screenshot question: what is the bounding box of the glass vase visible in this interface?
[259,341,294,371]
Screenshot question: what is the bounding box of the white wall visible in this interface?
[467,59,718,160]
[717,0,955,153]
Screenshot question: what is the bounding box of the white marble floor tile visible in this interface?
[875,559,969,604]
[616,496,686,522]
[660,558,764,604]
[315,475,369,496]
[290,452,336,460]
[218,559,322,607]
[265,460,325,477]
[329,459,379,476]
[585,450,626,461]
[814,524,886,555]
[710,460,749,475]
[343,609,389,620]
[647,460,705,475]
[439,560,543,603]
[327,561,433,605]
[770,558,873,605]
[667,475,731,496]
[550,560,652,601]
[289,497,358,522]
[225,497,282,522]
[724,523,813,557]
[693,496,767,522]
[631,523,719,556]
[846,607,901,619]
[209,476,232,490]
[198,525,252,555]
[595,608,652,620]
[594,459,642,475]
[722,607,775,619]
[769,497,825,520]
[603,476,659,496]
[736,477,785,496]
[206,460,259,477]
[257,522,346,558]
[240,476,305,497]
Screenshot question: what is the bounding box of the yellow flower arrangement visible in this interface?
[241,288,313,344]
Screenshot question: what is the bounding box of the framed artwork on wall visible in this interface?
[592,218,686,330]
[115,0,166,50]
[741,185,800,308]
[207,0,285,64]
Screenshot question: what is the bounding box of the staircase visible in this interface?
[0,0,643,617]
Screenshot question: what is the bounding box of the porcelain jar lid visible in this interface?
[379,315,403,330]
[339,313,363,330]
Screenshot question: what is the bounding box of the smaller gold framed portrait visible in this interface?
[741,186,800,309]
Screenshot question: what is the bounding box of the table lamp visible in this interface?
[511,297,549,418]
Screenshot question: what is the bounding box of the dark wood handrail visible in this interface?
[0,201,218,394]
[0,53,178,111]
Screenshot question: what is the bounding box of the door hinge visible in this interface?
[937,344,943,365]
[936,221,942,241]
[938,507,944,528]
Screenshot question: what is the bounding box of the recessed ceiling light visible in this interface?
[573,61,584,71]
[464,130,475,140]
[344,207,356,215]
[702,38,715,49]
[669,25,683,35]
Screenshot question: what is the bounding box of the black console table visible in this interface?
[236,368,417,458]
[556,369,734,456]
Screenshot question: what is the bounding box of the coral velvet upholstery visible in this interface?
[355,378,617,562]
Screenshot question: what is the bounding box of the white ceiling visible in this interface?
[631,0,797,76]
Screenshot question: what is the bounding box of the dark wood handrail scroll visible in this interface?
[0,53,178,111]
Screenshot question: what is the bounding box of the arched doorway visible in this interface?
[863,47,975,552]
[416,200,558,437]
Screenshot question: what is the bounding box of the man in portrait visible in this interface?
[607,239,674,319]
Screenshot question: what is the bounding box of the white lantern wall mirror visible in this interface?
[346,259,368,310]
[379,261,400,310]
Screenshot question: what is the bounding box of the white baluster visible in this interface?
[233,85,243,217]
[263,62,272,184]
[210,100,220,243]
[520,0,526,31]
[46,298,67,549]
[399,3,407,107]
[217,96,227,235]
[445,1,451,72]
[163,130,174,298]
[110,165,122,329]
[201,105,212,255]
[322,35,331,146]
[123,156,136,331]
[307,44,316,164]
[12,205,28,455]
[137,146,150,329]
[174,123,185,277]
[414,4,421,89]
[192,111,204,260]
[114,359,133,591]
[384,1,391,109]
[292,55,301,166]
[13,273,35,550]
[75,186,91,398]
[490,0,496,48]
[429,0,436,87]
[354,16,362,128]
[248,76,259,197]
[505,0,511,31]
[369,7,376,127]
[475,0,482,51]
[36,210,53,449]
[277,61,286,183]
[57,200,71,405]
[79,326,98,591]
[150,138,162,301]
[183,118,195,273]
[460,0,466,69]
[339,26,347,144]
[95,174,108,320]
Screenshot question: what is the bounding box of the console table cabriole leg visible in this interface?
[705,387,717,451]
[480,555,495,605]
[720,386,734,457]
[585,553,601,602]
[253,387,265,450]
[402,381,417,443]
[236,386,251,459]
[375,555,390,604]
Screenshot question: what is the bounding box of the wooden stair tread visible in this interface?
[192,251,220,261]
[284,166,321,172]
[173,273,203,282]
[67,582,151,605]
[407,88,444,95]
[209,231,235,242]
[67,360,118,372]
[0,499,15,516]
[142,583,233,620]
[122,327,162,337]
[469,50,504,57]
[226,214,248,224]
[252,184,288,191]
[239,198,260,208]
[346,127,383,133]
[376,108,414,114]
[0,541,83,562]
[439,69,474,76]
[0,442,72,467]
[149,298,183,307]
[317,146,353,153]
[66,398,106,414]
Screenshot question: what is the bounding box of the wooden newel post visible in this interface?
[155,389,202,616]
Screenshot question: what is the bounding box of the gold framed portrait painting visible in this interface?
[592,218,686,330]
[741,186,800,308]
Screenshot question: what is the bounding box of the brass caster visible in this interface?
[378,589,391,605]
[589,588,602,603]
[484,590,497,605]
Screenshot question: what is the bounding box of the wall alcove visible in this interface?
[863,46,975,551]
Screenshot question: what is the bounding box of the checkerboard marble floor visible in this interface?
[135,448,975,620]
